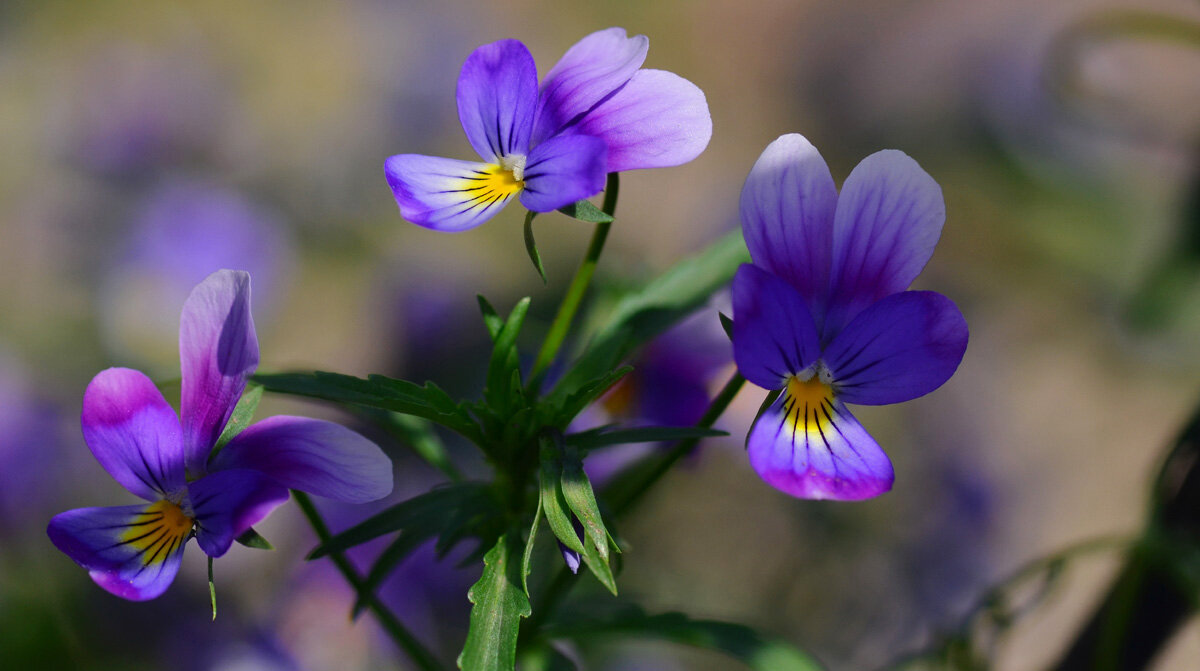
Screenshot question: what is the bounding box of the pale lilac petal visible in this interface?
[457,39,538,162]
[48,503,189,601]
[740,134,837,311]
[81,368,185,501]
[179,269,258,474]
[532,27,648,145]
[188,469,289,557]
[731,264,821,391]
[518,134,607,212]
[384,154,520,232]
[825,149,945,338]
[824,291,968,406]
[571,69,711,172]
[747,395,893,501]
[211,416,393,503]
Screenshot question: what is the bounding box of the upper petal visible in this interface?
[384,154,519,232]
[532,27,648,145]
[179,269,259,474]
[823,291,968,406]
[518,134,607,212]
[82,368,185,501]
[188,469,290,558]
[740,134,838,312]
[457,39,538,162]
[210,416,393,503]
[48,503,189,601]
[746,394,894,501]
[825,149,945,338]
[570,69,711,173]
[731,264,822,391]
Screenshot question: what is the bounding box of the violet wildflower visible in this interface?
[732,134,968,500]
[48,270,392,600]
[385,27,711,232]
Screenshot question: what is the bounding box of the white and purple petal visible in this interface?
[740,134,837,310]
[81,368,186,501]
[825,149,945,338]
[823,291,968,406]
[210,416,392,503]
[518,134,607,212]
[457,39,539,162]
[48,503,189,601]
[179,269,259,475]
[747,394,894,501]
[384,154,521,232]
[731,264,822,391]
[532,27,648,145]
[188,469,290,558]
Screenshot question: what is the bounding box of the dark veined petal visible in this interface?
[746,385,893,501]
[82,368,186,501]
[825,149,945,338]
[210,416,393,504]
[532,27,648,145]
[384,154,522,232]
[518,134,607,212]
[570,69,711,173]
[188,469,289,558]
[823,290,968,406]
[179,269,259,475]
[457,39,538,162]
[47,502,191,601]
[740,134,837,312]
[731,264,821,391]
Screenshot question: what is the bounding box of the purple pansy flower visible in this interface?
[385,27,711,232]
[48,270,393,600]
[732,134,968,501]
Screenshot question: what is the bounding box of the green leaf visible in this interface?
[577,533,618,596]
[551,365,632,426]
[368,410,462,481]
[560,446,612,563]
[524,211,547,284]
[485,297,531,414]
[539,440,584,555]
[213,383,263,451]
[566,426,728,451]
[458,534,531,671]
[522,497,542,599]
[477,295,504,341]
[234,527,273,550]
[557,198,615,224]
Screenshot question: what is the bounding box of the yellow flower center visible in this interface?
[121,499,194,566]
[782,374,837,437]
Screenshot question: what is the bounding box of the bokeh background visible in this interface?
[3,0,1200,669]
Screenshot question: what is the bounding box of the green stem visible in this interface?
[528,173,620,391]
[293,491,445,671]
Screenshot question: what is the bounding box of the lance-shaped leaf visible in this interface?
[560,445,614,564]
[234,527,273,550]
[522,498,542,598]
[458,534,531,671]
[213,383,263,452]
[539,439,584,556]
[566,426,728,451]
[478,294,504,341]
[557,198,615,224]
[524,212,548,283]
[485,297,532,415]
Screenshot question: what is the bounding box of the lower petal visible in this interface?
[188,469,290,558]
[384,154,521,232]
[518,134,607,212]
[746,394,893,501]
[47,502,191,601]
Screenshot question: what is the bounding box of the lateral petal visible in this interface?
[518,134,607,212]
[457,39,538,162]
[823,291,968,406]
[188,469,290,558]
[384,154,520,232]
[731,264,822,391]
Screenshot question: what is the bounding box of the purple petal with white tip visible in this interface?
[81,368,185,501]
[188,469,289,558]
[457,39,538,162]
[533,27,648,145]
[211,416,393,503]
[519,134,607,212]
[385,154,521,232]
[824,291,968,406]
[179,269,258,474]
[731,264,821,391]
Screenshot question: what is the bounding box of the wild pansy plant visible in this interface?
[733,134,968,500]
[48,270,392,601]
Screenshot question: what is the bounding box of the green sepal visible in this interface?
[539,439,584,555]
[559,444,613,564]
[523,211,548,284]
[477,294,504,341]
[566,426,728,451]
[213,384,263,452]
[577,531,618,596]
[557,198,615,224]
[719,312,734,340]
[457,534,531,671]
[234,527,273,550]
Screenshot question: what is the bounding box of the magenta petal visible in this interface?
[824,291,968,406]
[518,134,608,212]
[384,154,518,232]
[533,27,648,145]
[825,149,945,337]
[211,416,393,503]
[457,39,538,162]
[571,69,711,173]
[48,504,188,601]
[747,395,893,501]
[82,368,185,501]
[188,469,289,558]
[731,264,821,391]
[179,269,259,474]
[740,134,837,310]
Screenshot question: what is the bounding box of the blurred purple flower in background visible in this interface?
[385,27,712,232]
[49,270,392,600]
[732,134,968,501]
[0,354,71,530]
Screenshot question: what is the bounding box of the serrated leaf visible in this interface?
[458,534,531,671]
[478,294,504,341]
[235,527,273,550]
[214,384,263,452]
[524,211,547,283]
[566,426,728,451]
[485,297,531,414]
[560,445,611,564]
[557,198,615,224]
